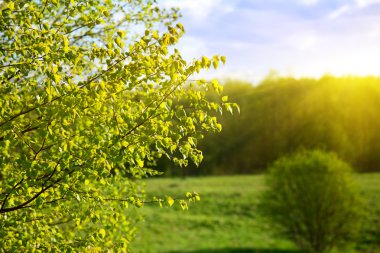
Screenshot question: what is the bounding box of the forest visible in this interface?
[159,75,380,175]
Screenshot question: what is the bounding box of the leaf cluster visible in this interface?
[0,0,228,251]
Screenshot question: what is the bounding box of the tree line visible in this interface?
[158,75,380,175]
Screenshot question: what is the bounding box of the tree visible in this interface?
[177,76,380,175]
[0,1,231,251]
[259,150,363,253]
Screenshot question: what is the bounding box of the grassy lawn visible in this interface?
[130,174,380,253]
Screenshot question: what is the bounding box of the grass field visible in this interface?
[130,174,380,253]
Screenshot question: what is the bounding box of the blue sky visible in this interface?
[161,0,380,83]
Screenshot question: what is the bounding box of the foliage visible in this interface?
[0,0,232,251]
[167,76,380,176]
[258,150,363,253]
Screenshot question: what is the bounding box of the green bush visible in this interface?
[259,150,363,253]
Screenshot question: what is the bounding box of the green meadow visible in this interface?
[131,174,380,253]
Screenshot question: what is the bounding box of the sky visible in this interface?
[161,0,380,83]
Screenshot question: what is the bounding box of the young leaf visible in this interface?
[166,196,174,206]
[221,55,226,64]
[99,229,106,239]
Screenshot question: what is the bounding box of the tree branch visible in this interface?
[0,162,73,214]
[0,178,24,210]
[0,124,40,142]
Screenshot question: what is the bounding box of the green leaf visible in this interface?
[7,2,15,11]
[63,37,69,53]
[180,200,188,210]
[99,229,106,239]
[221,55,226,64]
[102,10,109,17]
[115,37,124,49]
[212,55,219,69]
[176,23,185,32]
[53,74,61,83]
[137,159,144,168]
[166,196,174,206]
[225,103,233,114]
[117,30,126,39]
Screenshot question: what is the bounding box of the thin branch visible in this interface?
[0,171,70,214]
[0,178,24,210]
[0,105,45,128]
[0,62,27,69]
[38,0,49,30]
[48,217,73,226]
[118,73,190,141]
[0,160,72,214]
[14,129,37,155]
[0,124,40,142]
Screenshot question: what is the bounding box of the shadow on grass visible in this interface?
[167,248,305,253]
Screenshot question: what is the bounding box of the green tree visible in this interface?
[0,1,230,251]
[180,76,380,175]
[259,150,363,253]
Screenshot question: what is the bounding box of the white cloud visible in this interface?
[328,4,351,20]
[161,0,234,22]
[287,33,320,51]
[356,0,380,7]
[298,0,318,6]
[175,36,209,61]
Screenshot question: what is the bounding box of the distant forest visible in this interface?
[158,75,380,175]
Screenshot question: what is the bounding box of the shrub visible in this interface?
[259,150,363,253]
